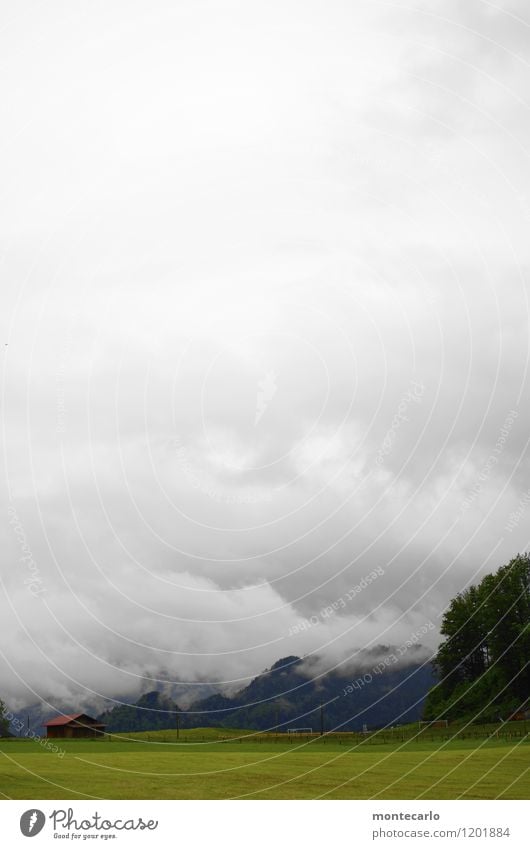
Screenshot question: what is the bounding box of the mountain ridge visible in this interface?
[97,649,435,733]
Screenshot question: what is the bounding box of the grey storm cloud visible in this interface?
[1,0,529,713]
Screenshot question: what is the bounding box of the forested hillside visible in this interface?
[98,651,434,733]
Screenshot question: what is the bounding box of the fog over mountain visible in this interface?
[1,0,529,716]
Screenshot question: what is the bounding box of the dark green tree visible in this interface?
[481,555,530,700]
[0,699,10,737]
[424,553,530,722]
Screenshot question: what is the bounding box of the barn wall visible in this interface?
[46,722,105,738]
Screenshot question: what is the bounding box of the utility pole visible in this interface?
[176,708,180,741]
[320,703,324,736]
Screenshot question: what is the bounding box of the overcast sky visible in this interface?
[1,0,529,713]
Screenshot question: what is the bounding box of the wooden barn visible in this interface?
[508,702,530,722]
[44,713,106,739]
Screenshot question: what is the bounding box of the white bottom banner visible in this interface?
[0,800,527,848]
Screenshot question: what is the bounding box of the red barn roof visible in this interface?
[44,713,104,727]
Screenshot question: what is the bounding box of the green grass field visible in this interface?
[1,726,528,800]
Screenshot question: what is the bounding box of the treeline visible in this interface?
[424,554,530,723]
[0,700,10,736]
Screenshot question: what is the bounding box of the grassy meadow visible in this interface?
[1,724,528,800]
